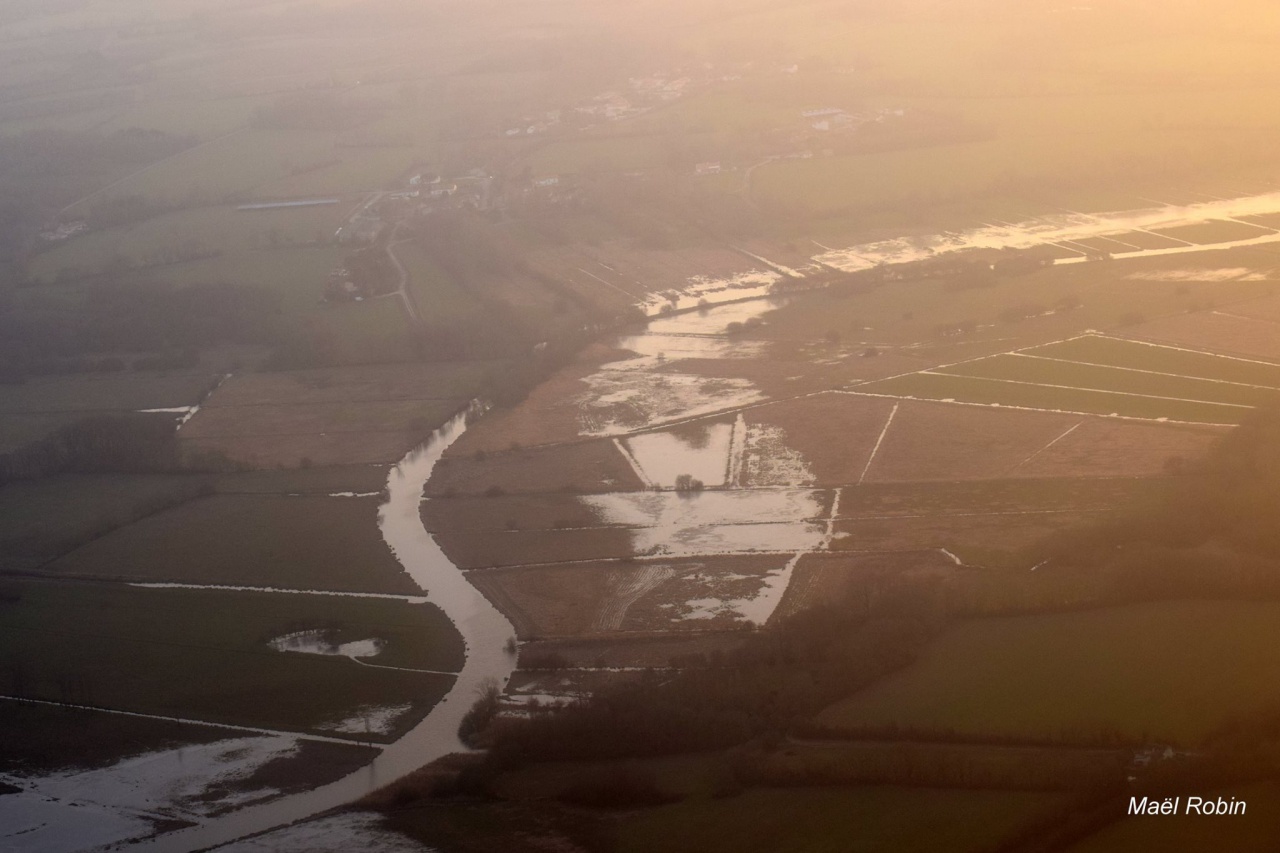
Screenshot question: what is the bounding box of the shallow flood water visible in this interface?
[125,406,516,853]
[640,270,782,315]
[268,630,384,659]
[2,735,304,853]
[583,489,826,558]
[621,422,736,488]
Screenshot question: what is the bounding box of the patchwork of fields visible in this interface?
[850,333,1280,425]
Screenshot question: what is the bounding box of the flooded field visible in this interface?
[91,407,512,853]
[25,189,1280,851]
[268,630,385,659]
[0,734,368,853]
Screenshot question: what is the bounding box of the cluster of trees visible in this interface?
[343,246,397,297]
[479,588,937,766]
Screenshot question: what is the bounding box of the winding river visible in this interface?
[128,405,516,853]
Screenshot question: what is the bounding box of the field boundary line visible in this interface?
[612,438,656,489]
[1084,333,1280,366]
[1212,310,1280,328]
[823,487,844,549]
[915,370,1253,408]
[463,549,818,572]
[203,396,473,410]
[858,403,900,483]
[1010,353,1280,390]
[348,657,458,676]
[1007,422,1083,473]
[844,333,1097,392]
[129,582,428,602]
[58,129,246,214]
[832,508,1111,522]
[834,389,1237,428]
[574,266,641,300]
[0,695,376,747]
[184,426,444,439]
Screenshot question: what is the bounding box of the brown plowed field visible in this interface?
[773,551,959,620]
[831,511,1101,567]
[744,393,897,486]
[1014,418,1224,479]
[857,400,1079,482]
[1128,310,1280,360]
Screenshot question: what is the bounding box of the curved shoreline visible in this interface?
[126,405,516,853]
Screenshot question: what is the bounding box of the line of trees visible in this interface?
[0,413,232,486]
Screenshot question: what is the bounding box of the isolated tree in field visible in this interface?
[674,474,704,493]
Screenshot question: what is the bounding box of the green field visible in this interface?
[162,247,419,364]
[79,129,342,208]
[28,203,353,284]
[0,474,211,573]
[848,333,1280,424]
[44,493,418,594]
[395,242,487,325]
[839,478,1167,519]
[614,786,1069,853]
[936,353,1280,408]
[1026,336,1280,387]
[0,578,462,738]
[815,601,1280,746]
[852,372,1246,424]
[312,296,419,365]
[138,244,345,313]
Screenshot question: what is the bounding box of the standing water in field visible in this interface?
[580,297,829,626]
[126,404,516,853]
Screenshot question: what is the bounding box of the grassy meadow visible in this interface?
[43,493,419,594]
[613,786,1069,853]
[815,601,1280,746]
[0,474,211,573]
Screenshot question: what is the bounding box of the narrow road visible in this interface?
[385,226,423,329]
